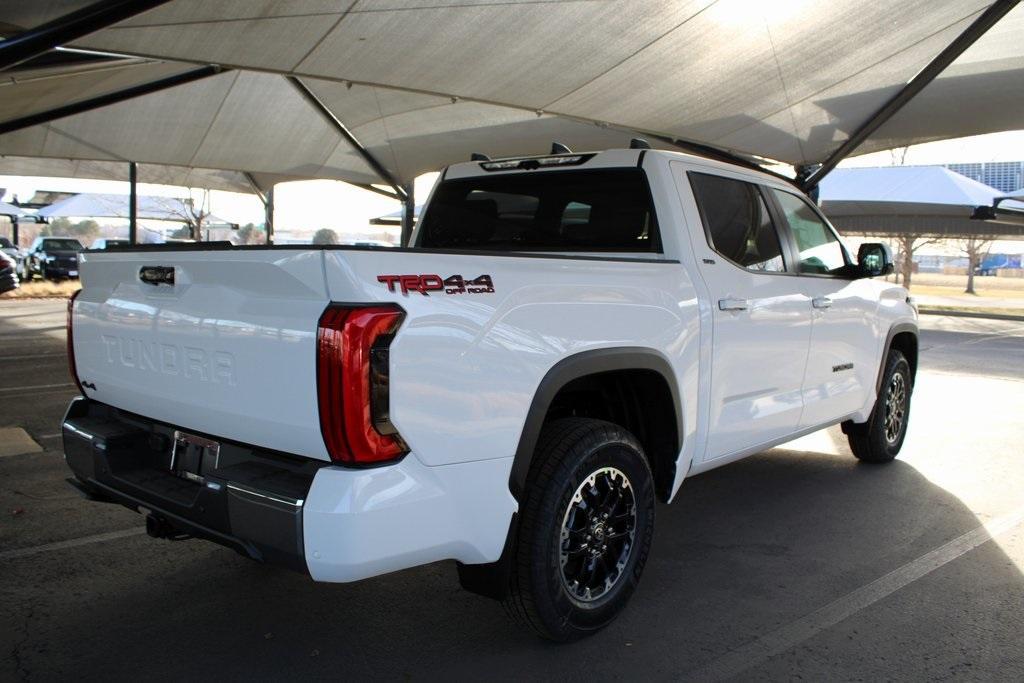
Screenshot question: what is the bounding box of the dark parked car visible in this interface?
[20,236,84,281]
[0,250,18,294]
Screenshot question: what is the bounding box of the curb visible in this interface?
[918,307,1024,322]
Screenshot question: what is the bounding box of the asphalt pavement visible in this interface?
[2,299,1023,681]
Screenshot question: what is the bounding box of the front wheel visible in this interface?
[504,418,655,641]
[845,349,912,463]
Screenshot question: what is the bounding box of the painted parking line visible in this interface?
[686,503,1024,682]
[0,382,75,394]
[0,528,146,562]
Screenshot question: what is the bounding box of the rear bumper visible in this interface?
[62,397,518,583]
[42,264,79,277]
[62,397,318,573]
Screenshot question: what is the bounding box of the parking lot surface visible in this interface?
[2,299,1023,681]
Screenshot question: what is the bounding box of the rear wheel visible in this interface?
[845,349,912,463]
[504,418,655,641]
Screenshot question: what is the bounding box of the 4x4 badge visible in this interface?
[378,274,494,296]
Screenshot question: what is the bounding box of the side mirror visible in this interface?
[857,242,894,278]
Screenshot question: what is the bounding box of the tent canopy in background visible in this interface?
[0,1,1021,191]
[36,192,230,225]
[0,200,28,221]
[820,166,1024,237]
[820,166,1024,217]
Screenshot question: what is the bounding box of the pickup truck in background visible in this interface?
[62,146,917,641]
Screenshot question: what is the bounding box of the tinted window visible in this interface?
[689,172,785,272]
[418,169,660,251]
[41,239,84,251]
[770,189,846,274]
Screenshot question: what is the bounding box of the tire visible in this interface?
[504,418,655,641]
[846,349,912,463]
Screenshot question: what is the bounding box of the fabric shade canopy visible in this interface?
[0,155,265,194]
[820,166,1024,237]
[36,192,230,224]
[820,166,1024,217]
[0,199,28,218]
[0,1,1021,190]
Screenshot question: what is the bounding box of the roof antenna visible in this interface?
[551,142,572,155]
[629,138,651,149]
[471,152,491,161]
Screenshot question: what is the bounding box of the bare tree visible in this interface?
[892,234,939,290]
[162,189,212,241]
[959,237,993,295]
[888,146,910,166]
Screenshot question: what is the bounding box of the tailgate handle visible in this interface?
[139,266,175,286]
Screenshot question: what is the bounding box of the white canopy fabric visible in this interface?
[36,192,230,224]
[0,1,1022,188]
[0,199,28,218]
[0,155,265,194]
[820,166,1024,217]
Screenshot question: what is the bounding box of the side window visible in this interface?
[688,172,786,273]
[770,189,847,275]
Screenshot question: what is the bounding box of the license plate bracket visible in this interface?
[169,430,220,484]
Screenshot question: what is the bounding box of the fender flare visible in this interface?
[508,347,683,502]
[876,321,918,393]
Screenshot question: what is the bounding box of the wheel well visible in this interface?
[890,331,918,383]
[544,369,678,502]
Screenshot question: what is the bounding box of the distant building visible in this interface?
[944,161,1024,194]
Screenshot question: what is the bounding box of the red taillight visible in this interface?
[317,304,407,464]
[67,289,84,395]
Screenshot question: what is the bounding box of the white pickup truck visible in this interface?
[62,146,917,640]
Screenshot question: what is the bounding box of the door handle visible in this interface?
[812,297,833,309]
[718,298,748,311]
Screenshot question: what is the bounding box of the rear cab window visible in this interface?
[417,169,660,252]
[688,172,787,273]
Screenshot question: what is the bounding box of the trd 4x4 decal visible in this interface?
[378,274,495,296]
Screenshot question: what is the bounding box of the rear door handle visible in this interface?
[812,297,833,309]
[718,298,748,311]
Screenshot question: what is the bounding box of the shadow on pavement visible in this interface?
[3,446,1020,681]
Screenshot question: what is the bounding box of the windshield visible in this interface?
[42,239,84,251]
[418,169,660,252]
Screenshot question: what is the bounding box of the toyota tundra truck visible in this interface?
[62,146,917,640]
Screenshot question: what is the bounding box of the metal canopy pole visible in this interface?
[352,183,400,200]
[401,183,415,247]
[801,0,1021,192]
[287,76,407,202]
[0,0,171,72]
[128,161,137,244]
[265,187,274,245]
[0,65,224,135]
[243,172,274,245]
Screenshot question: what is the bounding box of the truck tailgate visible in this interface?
[72,249,332,460]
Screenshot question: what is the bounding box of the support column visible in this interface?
[265,187,274,245]
[128,161,138,244]
[401,183,415,247]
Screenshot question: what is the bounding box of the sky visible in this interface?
[1,130,1022,242]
